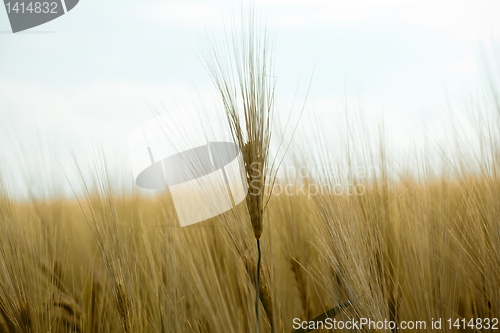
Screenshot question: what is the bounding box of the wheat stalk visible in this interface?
[202,7,275,332]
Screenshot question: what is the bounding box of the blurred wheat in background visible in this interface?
[1,10,500,333]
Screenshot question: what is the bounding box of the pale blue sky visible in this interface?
[0,0,499,196]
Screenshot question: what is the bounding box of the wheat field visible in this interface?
[1,116,500,332]
[1,13,500,333]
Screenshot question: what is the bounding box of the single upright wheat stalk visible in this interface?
[203,8,275,332]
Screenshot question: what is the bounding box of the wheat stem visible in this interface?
[255,238,261,333]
